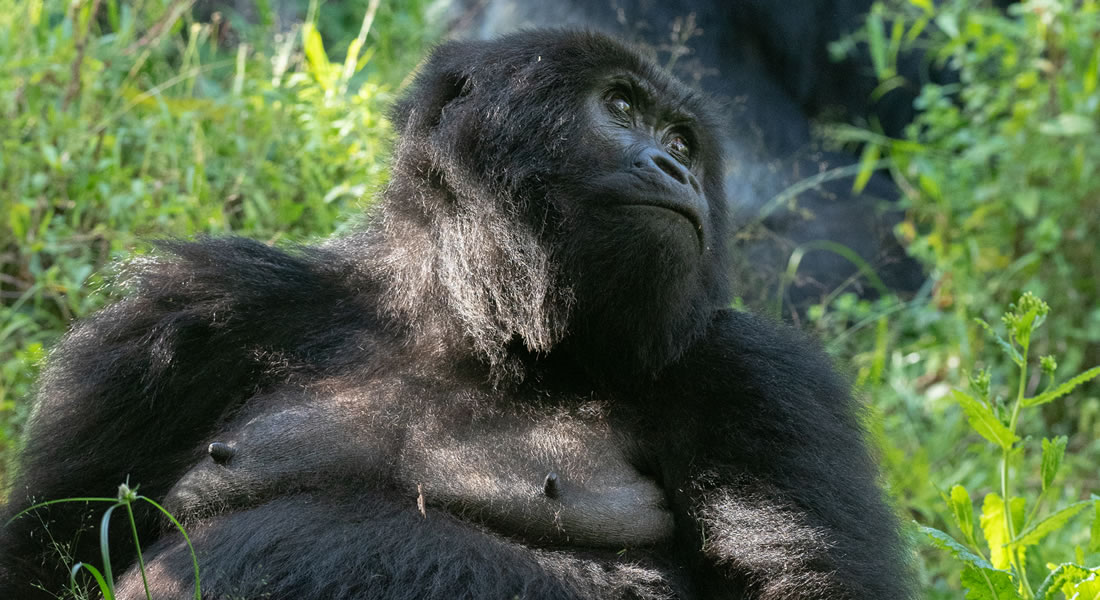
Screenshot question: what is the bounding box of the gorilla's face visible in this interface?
[563,73,715,262]
[385,31,730,377]
[543,58,728,376]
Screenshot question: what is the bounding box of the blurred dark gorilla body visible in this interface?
[454,0,928,312]
[1,31,911,599]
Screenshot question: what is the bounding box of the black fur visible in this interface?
[455,0,930,312]
[1,31,911,599]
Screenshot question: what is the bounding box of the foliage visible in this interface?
[920,293,1100,599]
[810,290,1100,597]
[815,1,1100,596]
[846,0,1100,376]
[7,481,201,600]
[0,0,441,483]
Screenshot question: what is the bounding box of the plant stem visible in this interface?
[1002,342,1033,598]
[125,501,151,600]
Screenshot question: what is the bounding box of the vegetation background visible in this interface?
[0,0,1096,597]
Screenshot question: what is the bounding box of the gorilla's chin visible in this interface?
[561,255,711,381]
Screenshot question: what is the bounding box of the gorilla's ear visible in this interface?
[391,41,479,134]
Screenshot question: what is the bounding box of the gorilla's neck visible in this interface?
[357,182,572,383]
[355,176,717,386]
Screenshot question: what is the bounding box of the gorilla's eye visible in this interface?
[607,94,632,118]
[665,134,691,163]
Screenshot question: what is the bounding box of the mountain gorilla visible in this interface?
[0,31,912,599]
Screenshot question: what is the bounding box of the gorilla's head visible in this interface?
[368,30,729,381]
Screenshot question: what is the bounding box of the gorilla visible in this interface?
[453,0,928,312]
[1,30,912,599]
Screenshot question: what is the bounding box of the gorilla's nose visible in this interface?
[635,146,699,193]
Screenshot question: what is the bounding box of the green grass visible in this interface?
[0,0,442,481]
[821,2,1100,595]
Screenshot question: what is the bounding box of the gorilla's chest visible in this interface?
[165,376,674,547]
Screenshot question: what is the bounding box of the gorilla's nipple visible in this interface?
[543,471,561,499]
[208,442,236,465]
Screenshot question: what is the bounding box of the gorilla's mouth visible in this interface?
[584,172,708,251]
[626,201,701,231]
[622,201,705,250]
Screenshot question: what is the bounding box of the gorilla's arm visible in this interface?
[655,309,910,599]
[0,238,379,596]
[116,495,678,600]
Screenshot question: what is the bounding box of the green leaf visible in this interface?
[8,202,29,239]
[961,564,1021,600]
[302,23,332,91]
[1024,366,1100,407]
[981,494,1025,570]
[99,503,120,587]
[40,143,59,169]
[919,524,994,570]
[344,37,364,79]
[949,485,977,542]
[1067,573,1100,599]
[917,172,942,200]
[974,318,1024,366]
[1004,293,1049,347]
[908,0,934,15]
[138,495,203,600]
[953,389,1018,450]
[1090,501,1100,554]
[906,15,930,43]
[1038,113,1096,136]
[70,563,115,600]
[1011,189,1039,220]
[1040,436,1067,492]
[1013,500,1093,548]
[867,6,888,78]
[853,143,880,193]
[1036,564,1093,600]
[1086,45,1100,94]
[935,11,959,38]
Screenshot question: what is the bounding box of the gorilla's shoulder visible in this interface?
[49,237,383,382]
[701,309,835,361]
[126,237,360,310]
[670,308,853,414]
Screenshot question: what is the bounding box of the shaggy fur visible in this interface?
[0,31,911,599]
[455,0,929,312]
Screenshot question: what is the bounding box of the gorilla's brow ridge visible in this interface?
[603,70,701,129]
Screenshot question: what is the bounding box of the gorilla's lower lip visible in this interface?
[588,173,708,248]
[622,203,705,249]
